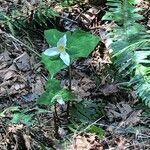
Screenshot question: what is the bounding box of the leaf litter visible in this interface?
[0,32,46,101]
[0,0,150,150]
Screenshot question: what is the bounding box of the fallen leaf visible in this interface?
[99,83,119,96]
[70,133,103,150]
[0,50,12,70]
[14,52,31,72]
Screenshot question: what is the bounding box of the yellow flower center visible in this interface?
[58,44,65,52]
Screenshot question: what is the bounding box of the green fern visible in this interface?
[0,2,58,34]
[102,0,150,107]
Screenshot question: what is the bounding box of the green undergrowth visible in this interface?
[0,1,59,35]
[1,1,149,147]
[102,0,150,107]
[0,1,105,140]
[69,99,105,136]
[0,24,104,140]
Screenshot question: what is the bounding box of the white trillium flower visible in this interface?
[43,34,70,66]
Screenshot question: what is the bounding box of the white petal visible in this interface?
[57,97,65,105]
[52,95,65,105]
[57,34,67,48]
[60,52,70,66]
[43,47,59,56]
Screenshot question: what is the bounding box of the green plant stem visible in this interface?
[54,103,59,138]
[69,65,72,91]
[67,65,72,118]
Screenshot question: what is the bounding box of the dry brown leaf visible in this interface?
[114,137,126,150]
[99,83,119,96]
[10,83,26,94]
[0,50,12,70]
[70,133,103,150]
[23,134,32,150]
[123,110,142,126]
[106,102,133,121]
[0,87,7,97]
[14,52,31,72]
[106,102,142,128]
[2,64,16,80]
[4,69,16,81]
[80,7,99,26]
[71,77,96,98]
[31,75,45,96]
[8,124,24,133]
[0,63,29,97]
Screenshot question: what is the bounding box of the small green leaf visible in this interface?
[59,89,75,102]
[37,79,75,105]
[21,114,34,125]
[42,53,66,76]
[11,113,22,123]
[37,79,61,105]
[11,113,34,125]
[87,125,105,139]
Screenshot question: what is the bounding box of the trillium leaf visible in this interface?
[37,79,75,105]
[37,78,61,105]
[43,29,100,76]
[42,54,66,76]
[44,29,69,46]
[68,30,100,59]
[58,89,75,101]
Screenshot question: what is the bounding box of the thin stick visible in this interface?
[75,116,104,136]
[4,32,41,57]
[54,103,61,125]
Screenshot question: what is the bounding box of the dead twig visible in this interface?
[4,32,41,57]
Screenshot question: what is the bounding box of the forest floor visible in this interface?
[0,0,150,150]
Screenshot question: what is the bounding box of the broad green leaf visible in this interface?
[37,79,75,105]
[37,91,54,105]
[68,30,100,58]
[21,114,34,125]
[43,29,100,76]
[42,54,66,76]
[37,89,74,105]
[44,29,68,46]
[45,78,61,93]
[37,79,61,105]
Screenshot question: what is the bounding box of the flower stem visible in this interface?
[68,65,72,91]
[67,65,72,118]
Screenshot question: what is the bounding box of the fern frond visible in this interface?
[103,0,150,107]
[0,2,58,34]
